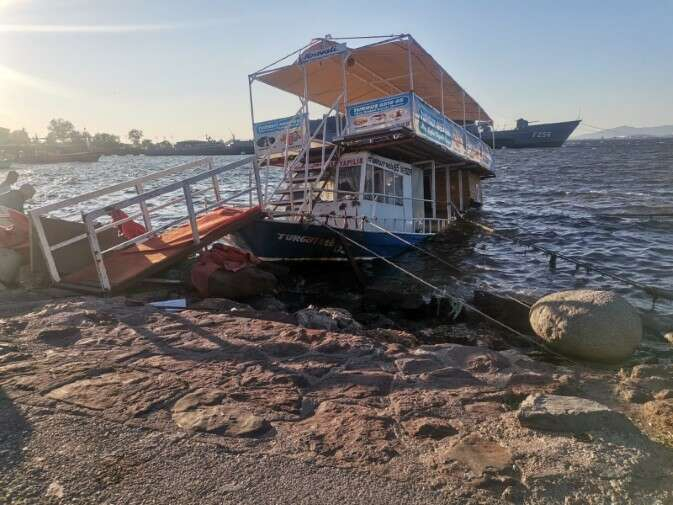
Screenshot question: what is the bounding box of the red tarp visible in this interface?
[0,207,30,253]
[190,243,259,297]
[62,205,262,289]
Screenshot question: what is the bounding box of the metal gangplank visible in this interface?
[29,157,263,293]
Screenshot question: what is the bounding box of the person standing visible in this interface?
[0,184,36,213]
[0,171,19,195]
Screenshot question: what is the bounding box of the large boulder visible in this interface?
[0,248,22,285]
[206,266,277,300]
[529,290,641,363]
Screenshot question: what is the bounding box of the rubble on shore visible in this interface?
[1,294,673,504]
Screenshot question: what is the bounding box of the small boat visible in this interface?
[15,152,101,164]
[233,34,496,261]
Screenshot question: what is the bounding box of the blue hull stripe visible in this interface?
[234,220,428,260]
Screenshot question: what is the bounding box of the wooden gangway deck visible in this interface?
[29,157,263,293]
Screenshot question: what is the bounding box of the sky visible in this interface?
[1,0,672,141]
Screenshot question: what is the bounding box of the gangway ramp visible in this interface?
[29,157,264,293]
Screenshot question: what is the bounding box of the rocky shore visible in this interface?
[1,290,673,504]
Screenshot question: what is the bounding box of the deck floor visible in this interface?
[62,206,262,291]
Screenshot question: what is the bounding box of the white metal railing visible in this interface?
[30,156,261,290]
[273,211,452,235]
[266,93,343,211]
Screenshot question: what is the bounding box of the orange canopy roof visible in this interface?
[253,35,491,123]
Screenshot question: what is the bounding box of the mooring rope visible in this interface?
[312,217,571,359]
[457,215,673,305]
[363,219,532,310]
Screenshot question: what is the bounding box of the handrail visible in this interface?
[31,156,261,288]
[30,158,213,216]
[83,157,254,222]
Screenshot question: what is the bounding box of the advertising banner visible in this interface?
[413,95,493,169]
[253,114,306,155]
[298,42,347,65]
[346,93,412,134]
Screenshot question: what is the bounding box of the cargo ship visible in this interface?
[481,118,581,149]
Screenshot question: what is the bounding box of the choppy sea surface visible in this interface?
[12,137,673,311]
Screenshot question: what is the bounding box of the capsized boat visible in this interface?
[234,34,496,260]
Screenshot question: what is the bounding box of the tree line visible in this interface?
[0,119,173,150]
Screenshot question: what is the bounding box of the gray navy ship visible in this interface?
[481,118,581,149]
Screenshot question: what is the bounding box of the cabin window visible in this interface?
[337,165,360,200]
[363,164,403,206]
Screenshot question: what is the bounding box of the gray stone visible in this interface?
[529,290,642,363]
[295,306,362,332]
[517,394,631,433]
[402,417,457,439]
[172,405,269,437]
[0,248,22,285]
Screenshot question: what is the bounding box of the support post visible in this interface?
[303,64,310,210]
[446,167,451,220]
[30,213,61,283]
[183,183,200,245]
[211,174,221,203]
[458,170,464,211]
[135,183,153,232]
[83,215,111,291]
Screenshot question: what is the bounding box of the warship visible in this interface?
[482,118,581,148]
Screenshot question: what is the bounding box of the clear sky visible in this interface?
[1,0,672,141]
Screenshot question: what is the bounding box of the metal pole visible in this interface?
[458,170,464,211]
[407,35,414,91]
[30,213,61,283]
[135,182,153,232]
[462,91,467,148]
[183,183,200,245]
[303,63,310,210]
[342,52,349,135]
[248,77,265,207]
[446,167,451,220]
[83,215,111,291]
[407,36,415,129]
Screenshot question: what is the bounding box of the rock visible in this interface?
[247,296,287,312]
[295,306,362,332]
[442,433,514,476]
[207,267,277,300]
[529,290,642,362]
[402,417,457,439]
[364,328,418,347]
[45,481,64,499]
[172,405,269,437]
[473,290,534,335]
[517,394,631,433]
[0,248,22,285]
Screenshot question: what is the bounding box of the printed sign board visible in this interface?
[413,95,493,169]
[253,114,306,155]
[346,93,412,134]
[298,42,347,65]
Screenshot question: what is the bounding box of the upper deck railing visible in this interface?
[344,91,493,170]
